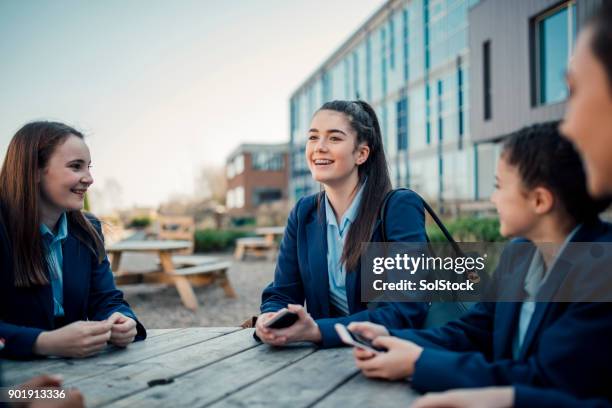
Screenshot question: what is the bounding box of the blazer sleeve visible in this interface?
[514,386,612,408]
[387,243,518,352]
[408,302,612,398]
[316,189,430,347]
[390,301,496,352]
[0,217,46,359]
[86,217,146,341]
[260,197,306,314]
[0,321,44,359]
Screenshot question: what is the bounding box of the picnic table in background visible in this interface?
[2,328,418,407]
[107,240,235,311]
[234,226,285,260]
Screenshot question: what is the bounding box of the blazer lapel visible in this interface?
[493,246,533,358]
[306,210,330,317]
[518,251,574,359]
[517,222,597,358]
[494,302,522,358]
[61,234,85,323]
[32,276,55,329]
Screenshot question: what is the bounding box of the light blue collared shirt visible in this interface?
[40,213,68,317]
[512,224,582,359]
[324,183,366,317]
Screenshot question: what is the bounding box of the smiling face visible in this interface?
[561,27,612,197]
[39,135,93,217]
[306,109,369,188]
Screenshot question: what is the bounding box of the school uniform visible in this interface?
[514,386,612,408]
[260,187,429,347]
[0,213,146,359]
[390,220,612,400]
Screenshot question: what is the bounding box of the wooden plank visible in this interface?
[312,372,420,408]
[70,329,260,407]
[173,262,231,275]
[2,328,182,382]
[105,343,317,408]
[3,327,238,386]
[146,328,182,338]
[207,347,359,408]
[2,328,179,373]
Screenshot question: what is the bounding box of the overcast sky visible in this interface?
[0,0,385,213]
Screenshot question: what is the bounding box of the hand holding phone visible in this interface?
[335,323,385,353]
[264,308,299,329]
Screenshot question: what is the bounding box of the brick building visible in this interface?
[225,143,289,217]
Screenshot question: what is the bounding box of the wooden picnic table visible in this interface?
[106,241,235,311]
[254,226,285,242]
[2,328,418,407]
[234,227,286,261]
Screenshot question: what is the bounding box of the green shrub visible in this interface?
[194,229,252,252]
[426,217,504,242]
[128,216,151,228]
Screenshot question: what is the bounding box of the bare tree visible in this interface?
[194,164,226,204]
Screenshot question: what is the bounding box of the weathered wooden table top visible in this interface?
[3,328,419,407]
[107,240,192,252]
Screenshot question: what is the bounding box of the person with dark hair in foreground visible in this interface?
[350,122,612,401]
[404,2,612,407]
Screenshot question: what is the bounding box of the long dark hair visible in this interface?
[316,100,392,272]
[0,121,105,287]
[501,121,610,223]
[588,2,612,91]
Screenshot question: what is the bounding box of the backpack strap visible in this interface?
[378,188,480,283]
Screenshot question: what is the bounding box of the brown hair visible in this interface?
[0,121,105,287]
[316,100,392,272]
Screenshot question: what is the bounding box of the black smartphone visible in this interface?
[264,309,299,329]
[334,324,386,353]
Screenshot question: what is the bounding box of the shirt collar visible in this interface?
[40,212,68,244]
[325,181,366,231]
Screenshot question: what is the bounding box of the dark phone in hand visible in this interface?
[265,310,299,329]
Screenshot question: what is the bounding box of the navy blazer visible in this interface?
[0,214,146,359]
[514,386,612,408]
[391,220,612,400]
[260,189,429,347]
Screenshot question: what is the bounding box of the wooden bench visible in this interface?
[161,255,236,303]
[166,260,236,300]
[109,241,236,310]
[234,237,276,260]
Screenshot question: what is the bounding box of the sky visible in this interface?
[0,0,385,214]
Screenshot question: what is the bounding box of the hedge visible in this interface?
[194,229,253,252]
[426,217,503,242]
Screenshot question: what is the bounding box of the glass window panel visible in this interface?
[538,6,570,104]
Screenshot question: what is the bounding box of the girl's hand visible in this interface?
[254,312,278,343]
[353,336,423,380]
[347,321,389,340]
[256,304,321,346]
[106,312,137,347]
[33,320,112,358]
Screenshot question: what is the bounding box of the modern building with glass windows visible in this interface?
[289,0,601,210]
[469,0,599,143]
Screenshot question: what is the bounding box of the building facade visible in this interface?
[469,0,600,143]
[225,143,289,217]
[289,0,600,210]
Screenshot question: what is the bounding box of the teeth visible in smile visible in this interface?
[314,159,333,165]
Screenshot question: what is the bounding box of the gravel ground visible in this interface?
[117,252,275,329]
